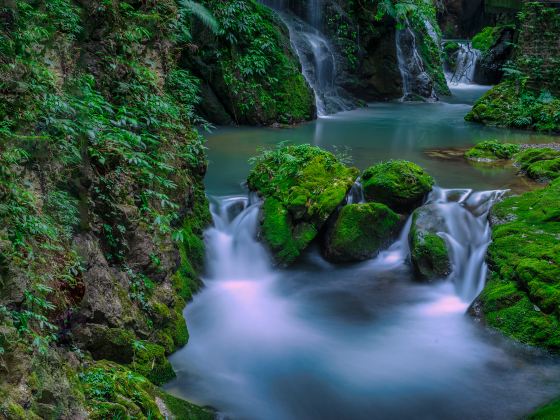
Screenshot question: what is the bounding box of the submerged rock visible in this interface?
[465,140,520,162]
[409,204,452,281]
[324,202,401,262]
[362,160,434,213]
[248,144,359,265]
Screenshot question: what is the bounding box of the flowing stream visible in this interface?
[446,42,482,86]
[395,24,437,101]
[258,1,354,115]
[165,88,560,419]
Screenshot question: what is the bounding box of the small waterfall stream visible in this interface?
[424,187,506,301]
[167,188,560,419]
[258,0,354,115]
[395,25,436,101]
[446,42,481,85]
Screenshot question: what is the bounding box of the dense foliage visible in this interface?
[466,2,560,132]
[0,0,213,417]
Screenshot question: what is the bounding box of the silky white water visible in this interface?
[166,189,560,419]
[446,42,482,86]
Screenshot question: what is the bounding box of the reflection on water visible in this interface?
[204,86,555,195]
[165,88,560,419]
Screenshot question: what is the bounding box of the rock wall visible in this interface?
[0,1,214,417]
[187,0,316,126]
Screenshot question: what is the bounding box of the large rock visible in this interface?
[474,27,515,85]
[409,204,452,281]
[248,144,359,265]
[362,160,434,213]
[324,202,401,262]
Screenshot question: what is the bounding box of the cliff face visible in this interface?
[187,0,316,126]
[0,1,213,417]
[466,2,560,132]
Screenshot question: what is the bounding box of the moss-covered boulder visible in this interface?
[324,203,401,262]
[362,160,434,213]
[79,361,213,420]
[471,178,560,351]
[248,144,359,265]
[515,148,560,181]
[465,140,520,162]
[409,204,452,281]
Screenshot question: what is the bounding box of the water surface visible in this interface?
[166,87,560,419]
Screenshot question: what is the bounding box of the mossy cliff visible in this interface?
[466,2,560,132]
[0,0,213,417]
[247,144,358,265]
[471,178,560,351]
[322,0,450,101]
[187,0,316,125]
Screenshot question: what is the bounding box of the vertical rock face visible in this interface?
[396,26,436,100]
[474,27,515,85]
[438,0,486,37]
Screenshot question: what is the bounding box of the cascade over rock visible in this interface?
[396,25,437,100]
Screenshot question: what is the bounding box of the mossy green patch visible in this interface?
[324,202,401,262]
[161,392,215,420]
[476,179,560,351]
[465,82,560,133]
[515,148,560,181]
[362,160,434,213]
[80,361,212,419]
[248,144,358,265]
[130,342,176,386]
[529,397,560,419]
[465,140,520,162]
[408,206,451,280]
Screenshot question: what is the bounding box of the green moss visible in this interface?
[362,160,434,213]
[410,229,451,280]
[477,179,560,351]
[80,361,212,420]
[199,0,315,125]
[325,202,401,262]
[472,26,500,54]
[161,392,215,420]
[129,342,175,386]
[515,148,560,181]
[465,140,520,161]
[248,144,358,265]
[529,397,560,419]
[465,82,560,133]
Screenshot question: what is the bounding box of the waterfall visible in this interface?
[307,0,323,29]
[446,42,481,85]
[258,1,354,116]
[205,195,272,280]
[346,179,365,204]
[395,25,437,101]
[420,187,506,302]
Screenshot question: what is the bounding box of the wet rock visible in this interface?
[324,202,401,262]
[474,27,515,85]
[248,144,359,265]
[362,160,434,213]
[409,204,452,281]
